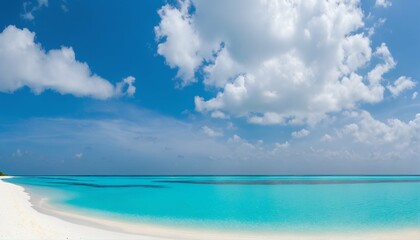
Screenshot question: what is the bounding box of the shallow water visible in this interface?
[6,176,420,232]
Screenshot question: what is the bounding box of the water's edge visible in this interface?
[7,175,420,239]
[19,183,307,239]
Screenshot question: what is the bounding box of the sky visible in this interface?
[0,0,419,175]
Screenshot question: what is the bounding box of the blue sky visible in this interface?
[0,0,419,175]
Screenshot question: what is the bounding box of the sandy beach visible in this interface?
[0,176,162,240]
[2,176,420,240]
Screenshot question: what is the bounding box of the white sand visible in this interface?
[2,176,420,240]
[0,176,162,240]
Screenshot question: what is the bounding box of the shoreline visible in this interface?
[0,176,161,240]
[3,176,420,239]
[18,180,289,240]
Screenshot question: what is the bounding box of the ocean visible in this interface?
[5,176,420,233]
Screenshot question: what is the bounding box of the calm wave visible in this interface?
[6,176,420,232]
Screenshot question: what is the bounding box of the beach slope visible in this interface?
[0,176,161,240]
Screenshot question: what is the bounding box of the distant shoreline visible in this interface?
[3,176,420,240]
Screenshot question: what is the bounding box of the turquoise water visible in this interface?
[5,176,420,232]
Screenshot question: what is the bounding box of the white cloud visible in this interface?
[375,0,392,8]
[201,125,223,137]
[321,134,333,142]
[274,141,290,150]
[22,0,48,20]
[228,134,242,143]
[367,18,386,37]
[366,43,396,92]
[155,1,202,85]
[387,76,416,97]
[74,153,83,159]
[228,134,256,150]
[413,92,418,100]
[341,111,420,148]
[116,76,136,97]
[2,111,420,174]
[248,112,285,125]
[210,110,229,119]
[292,129,310,139]
[0,26,135,99]
[156,0,407,125]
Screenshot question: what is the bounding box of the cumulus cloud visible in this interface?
[365,43,396,98]
[156,0,408,125]
[0,26,135,99]
[155,1,202,85]
[292,129,310,139]
[201,125,223,137]
[375,0,391,8]
[341,111,420,148]
[116,76,136,97]
[413,92,418,100]
[22,0,48,20]
[74,153,83,159]
[387,76,416,97]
